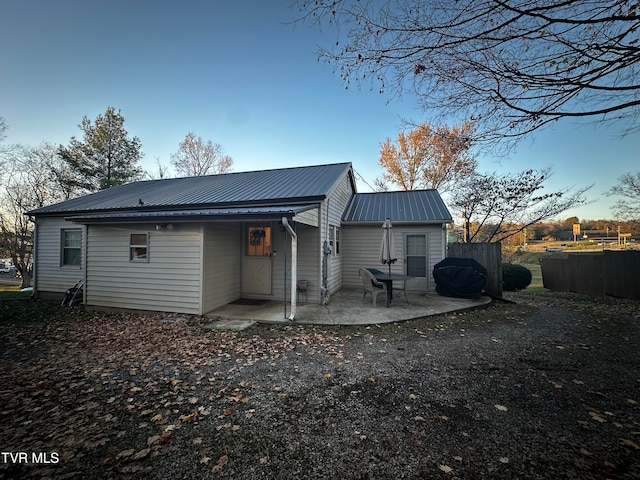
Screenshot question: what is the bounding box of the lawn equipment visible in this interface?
[61,280,84,306]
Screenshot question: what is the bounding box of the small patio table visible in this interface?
[372,273,414,307]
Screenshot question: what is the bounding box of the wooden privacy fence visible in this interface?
[540,250,640,300]
[447,242,502,297]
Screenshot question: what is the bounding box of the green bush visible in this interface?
[502,263,532,291]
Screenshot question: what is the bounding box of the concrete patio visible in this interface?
[205,288,492,329]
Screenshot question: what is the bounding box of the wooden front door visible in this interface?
[242,225,272,295]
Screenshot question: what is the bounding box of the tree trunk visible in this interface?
[18,270,31,289]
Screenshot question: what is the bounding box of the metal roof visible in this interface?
[342,190,452,224]
[29,163,352,216]
[66,204,317,224]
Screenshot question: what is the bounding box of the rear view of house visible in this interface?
[27,163,452,317]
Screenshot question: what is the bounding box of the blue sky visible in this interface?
[1,1,638,222]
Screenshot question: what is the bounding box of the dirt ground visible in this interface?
[1,291,639,479]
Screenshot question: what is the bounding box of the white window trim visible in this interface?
[61,228,82,268]
[129,233,149,262]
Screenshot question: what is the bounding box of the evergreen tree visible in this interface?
[58,107,143,193]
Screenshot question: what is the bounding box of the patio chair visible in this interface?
[358,268,388,307]
[366,267,409,305]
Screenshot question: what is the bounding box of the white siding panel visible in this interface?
[294,207,319,227]
[35,217,86,293]
[203,223,242,312]
[342,226,385,289]
[86,225,202,314]
[267,223,320,305]
[292,224,320,303]
[342,225,445,291]
[324,170,355,295]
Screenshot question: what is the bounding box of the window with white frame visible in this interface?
[61,229,82,267]
[329,225,341,255]
[129,233,149,261]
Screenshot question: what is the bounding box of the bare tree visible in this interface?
[144,157,173,180]
[0,144,68,287]
[609,171,640,221]
[451,167,591,242]
[171,133,233,177]
[376,121,476,193]
[297,0,640,144]
[0,117,7,174]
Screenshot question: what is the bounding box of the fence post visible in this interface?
[447,243,502,297]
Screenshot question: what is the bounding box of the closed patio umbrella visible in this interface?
[379,218,397,275]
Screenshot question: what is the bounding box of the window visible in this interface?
[329,225,335,254]
[246,226,271,256]
[61,229,82,266]
[130,233,149,261]
[406,234,427,277]
[328,225,341,256]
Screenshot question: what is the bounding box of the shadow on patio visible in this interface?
[205,288,492,328]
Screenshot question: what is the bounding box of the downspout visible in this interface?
[30,217,37,298]
[281,217,297,321]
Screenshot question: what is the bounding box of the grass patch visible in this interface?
[0,287,32,301]
[0,295,85,325]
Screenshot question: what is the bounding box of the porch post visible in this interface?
[281,217,297,321]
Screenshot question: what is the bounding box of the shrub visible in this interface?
[502,263,532,291]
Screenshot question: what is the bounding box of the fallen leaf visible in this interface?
[200,456,211,465]
[180,412,196,422]
[499,457,509,464]
[589,412,606,423]
[132,448,150,461]
[151,413,165,423]
[116,448,135,459]
[494,405,508,412]
[620,438,640,450]
[439,465,453,473]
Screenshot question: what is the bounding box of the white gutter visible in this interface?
[281,217,297,321]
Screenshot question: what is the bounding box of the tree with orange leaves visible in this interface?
[376,121,476,193]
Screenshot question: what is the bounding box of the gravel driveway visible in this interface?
[1,292,639,479]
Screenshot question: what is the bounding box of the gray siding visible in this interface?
[34,217,86,294]
[342,225,446,291]
[292,224,320,303]
[323,170,355,295]
[85,224,202,314]
[294,207,320,227]
[203,223,242,312]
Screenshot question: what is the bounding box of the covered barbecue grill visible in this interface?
[433,257,487,299]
